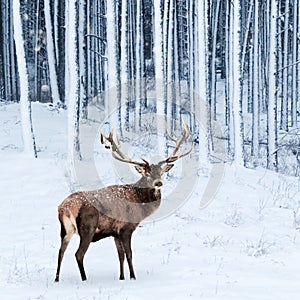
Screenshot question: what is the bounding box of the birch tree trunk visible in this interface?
[13,0,37,158]
[135,0,141,131]
[291,0,298,127]
[106,0,119,129]
[1,0,12,101]
[298,0,300,115]
[78,0,87,118]
[44,0,61,105]
[66,0,82,169]
[210,0,221,121]
[281,0,289,131]
[232,0,244,164]
[267,0,278,170]
[154,0,165,153]
[197,0,208,161]
[252,0,259,157]
[166,0,174,129]
[120,0,128,132]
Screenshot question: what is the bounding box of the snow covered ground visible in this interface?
[1,102,300,299]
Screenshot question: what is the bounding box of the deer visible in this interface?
[54,123,193,282]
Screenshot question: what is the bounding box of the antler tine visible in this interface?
[165,122,178,143]
[158,121,193,165]
[101,129,125,159]
[100,130,150,167]
[170,120,190,157]
[165,142,194,163]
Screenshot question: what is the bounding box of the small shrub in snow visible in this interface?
[258,196,269,221]
[243,235,274,257]
[271,179,298,209]
[203,235,225,248]
[224,204,242,227]
[293,208,300,230]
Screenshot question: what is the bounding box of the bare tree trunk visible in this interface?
[120,0,128,132]
[252,0,259,157]
[166,0,174,129]
[66,0,82,166]
[281,0,289,131]
[267,0,278,170]
[106,0,119,129]
[188,0,195,129]
[154,0,165,152]
[2,0,12,101]
[78,0,87,118]
[163,0,170,113]
[210,0,220,122]
[197,0,208,161]
[13,0,37,158]
[298,0,300,116]
[45,0,61,105]
[232,0,244,164]
[34,0,41,102]
[135,0,141,132]
[227,1,234,154]
[291,0,298,127]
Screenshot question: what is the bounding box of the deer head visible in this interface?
[100,121,193,190]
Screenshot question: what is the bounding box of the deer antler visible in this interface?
[158,121,193,165]
[101,130,150,167]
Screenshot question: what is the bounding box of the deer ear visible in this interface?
[135,165,148,176]
[162,164,174,173]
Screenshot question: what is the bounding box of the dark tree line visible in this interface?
[1,0,300,175]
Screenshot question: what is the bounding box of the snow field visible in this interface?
[0,103,300,299]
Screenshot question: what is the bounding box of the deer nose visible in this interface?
[154,180,163,188]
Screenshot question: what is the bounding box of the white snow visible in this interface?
[1,102,300,299]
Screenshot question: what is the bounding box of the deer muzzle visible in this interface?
[153,180,163,188]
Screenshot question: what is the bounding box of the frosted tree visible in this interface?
[267,0,278,170]
[280,0,289,132]
[231,0,244,165]
[166,0,175,129]
[44,0,61,106]
[120,0,129,132]
[106,0,120,129]
[252,0,259,157]
[196,0,208,160]
[66,0,82,168]
[135,0,144,131]
[210,0,220,122]
[1,0,18,102]
[154,0,165,152]
[13,0,37,158]
[291,0,298,127]
[78,0,87,118]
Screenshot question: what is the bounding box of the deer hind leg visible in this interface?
[75,223,96,281]
[75,237,91,281]
[114,237,125,280]
[55,218,76,282]
[120,232,136,280]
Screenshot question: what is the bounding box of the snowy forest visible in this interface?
[1,0,300,175]
[2,1,300,299]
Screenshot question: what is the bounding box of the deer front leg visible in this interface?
[114,237,125,280]
[120,232,136,280]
